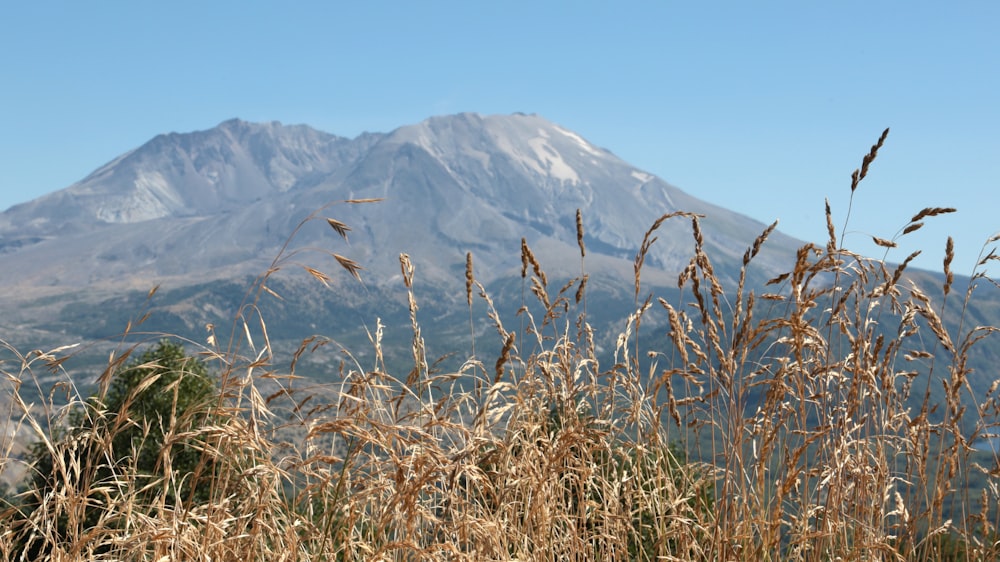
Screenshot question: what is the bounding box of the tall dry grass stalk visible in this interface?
[0,135,997,561]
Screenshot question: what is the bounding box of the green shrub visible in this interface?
[13,339,219,557]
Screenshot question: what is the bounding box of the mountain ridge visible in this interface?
[0,113,803,295]
[0,112,996,430]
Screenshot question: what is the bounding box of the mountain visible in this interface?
[1,113,994,404]
[1,119,367,228]
[0,113,801,297]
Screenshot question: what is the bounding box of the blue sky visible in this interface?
[1,2,997,276]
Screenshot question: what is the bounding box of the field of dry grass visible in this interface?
[1,131,998,560]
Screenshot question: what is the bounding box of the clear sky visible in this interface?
[1,2,997,277]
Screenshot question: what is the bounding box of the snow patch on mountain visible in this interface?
[527,137,580,183]
[95,171,178,223]
[492,132,580,184]
[631,170,653,183]
[553,125,603,157]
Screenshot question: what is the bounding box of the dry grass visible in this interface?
[1,134,998,560]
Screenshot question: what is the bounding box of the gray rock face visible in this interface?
[0,113,800,296]
[1,119,364,229]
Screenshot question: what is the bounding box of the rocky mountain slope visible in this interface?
[0,113,801,296]
[1,113,994,403]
